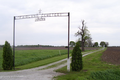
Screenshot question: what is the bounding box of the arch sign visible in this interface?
[13,10,70,71]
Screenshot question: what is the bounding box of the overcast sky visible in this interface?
[0,0,120,46]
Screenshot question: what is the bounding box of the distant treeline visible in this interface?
[0,45,4,47]
[17,45,66,47]
[0,44,67,48]
[109,46,120,47]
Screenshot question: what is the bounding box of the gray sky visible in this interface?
[0,0,120,46]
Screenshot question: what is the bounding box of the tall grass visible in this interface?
[0,48,2,50]
[0,49,3,69]
[88,69,120,80]
[0,49,71,69]
[15,50,70,66]
[16,54,69,69]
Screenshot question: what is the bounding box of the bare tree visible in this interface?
[86,37,93,47]
[75,20,90,51]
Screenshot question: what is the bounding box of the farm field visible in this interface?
[0,47,99,70]
[15,47,99,50]
[55,47,120,80]
[0,49,70,70]
[102,47,120,65]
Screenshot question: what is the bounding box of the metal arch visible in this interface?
[14,12,69,20]
[13,12,70,70]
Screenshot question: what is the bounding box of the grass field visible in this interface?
[0,47,98,70]
[55,48,120,80]
[15,49,99,70]
[16,54,69,70]
[15,49,69,66]
[0,48,3,69]
[0,49,71,70]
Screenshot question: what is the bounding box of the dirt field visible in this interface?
[101,47,120,65]
[15,47,100,50]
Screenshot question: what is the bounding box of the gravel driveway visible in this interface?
[0,48,104,80]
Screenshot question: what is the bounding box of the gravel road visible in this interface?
[0,48,104,80]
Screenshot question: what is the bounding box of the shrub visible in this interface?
[71,42,83,71]
[2,41,13,70]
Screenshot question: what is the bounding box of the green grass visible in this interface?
[0,47,102,71]
[0,49,71,70]
[88,69,120,80]
[0,48,2,50]
[39,50,98,70]
[55,48,120,80]
[15,50,69,66]
[16,50,94,70]
[16,54,69,69]
[0,48,3,70]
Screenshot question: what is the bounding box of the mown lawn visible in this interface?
[55,48,120,80]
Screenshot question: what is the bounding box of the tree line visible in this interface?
[17,44,55,47]
[70,41,109,47]
[93,41,109,47]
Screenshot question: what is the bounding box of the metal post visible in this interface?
[67,12,70,72]
[13,16,15,70]
[68,12,70,59]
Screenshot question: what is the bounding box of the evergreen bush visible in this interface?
[2,41,13,70]
[71,42,83,71]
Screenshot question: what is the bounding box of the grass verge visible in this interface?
[55,48,120,80]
